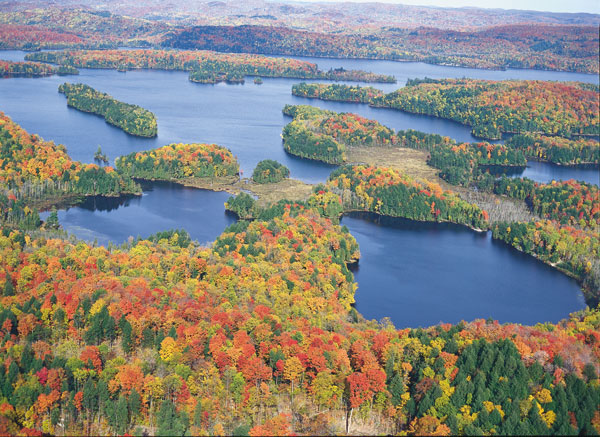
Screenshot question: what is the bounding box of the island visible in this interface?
[115,142,239,186]
[26,49,396,84]
[0,60,78,78]
[58,83,158,137]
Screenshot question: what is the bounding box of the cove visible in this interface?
[342,212,586,328]
[487,161,600,186]
[40,181,236,247]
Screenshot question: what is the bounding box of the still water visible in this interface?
[40,181,236,247]
[1,49,597,184]
[4,49,592,326]
[343,213,585,327]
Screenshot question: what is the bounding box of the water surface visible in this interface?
[40,181,236,246]
[343,212,585,327]
[1,49,597,184]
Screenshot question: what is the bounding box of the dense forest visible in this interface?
[0,5,599,434]
[327,165,489,230]
[26,50,395,84]
[0,112,140,230]
[505,134,599,165]
[282,104,526,184]
[58,83,157,138]
[0,190,599,435]
[0,6,598,73]
[292,80,600,140]
[116,143,239,181]
[252,160,290,184]
[160,24,599,74]
[0,60,77,78]
[0,90,598,437]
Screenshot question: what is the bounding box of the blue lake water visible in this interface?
[342,212,585,327]
[3,49,592,327]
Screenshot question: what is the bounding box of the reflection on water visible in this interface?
[41,181,236,246]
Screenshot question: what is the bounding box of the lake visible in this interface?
[342,212,585,327]
[3,49,593,327]
[40,181,236,247]
[1,49,598,184]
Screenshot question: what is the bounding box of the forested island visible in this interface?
[292,80,600,140]
[0,60,78,78]
[252,160,290,184]
[58,83,158,138]
[115,143,239,183]
[26,50,396,84]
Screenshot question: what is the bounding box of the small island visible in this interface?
[252,159,290,184]
[115,143,239,185]
[58,83,158,137]
[0,60,78,78]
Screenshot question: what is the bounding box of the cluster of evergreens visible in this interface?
[252,160,290,184]
[224,192,257,219]
[282,121,346,164]
[58,83,158,137]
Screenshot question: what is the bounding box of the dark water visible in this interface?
[342,212,585,327]
[40,181,236,246]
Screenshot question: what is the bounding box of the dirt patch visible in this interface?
[245,178,314,208]
[346,147,442,184]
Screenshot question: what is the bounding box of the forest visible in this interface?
[25,50,395,84]
[0,4,598,434]
[292,80,600,140]
[0,112,140,231]
[160,24,599,74]
[282,104,527,184]
[0,185,599,435]
[252,160,290,184]
[327,165,488,230]
[0,5,598,73]
[505,134,599,165]
[280,104,600,305]
[58,83,158,138]
[0,60,77,78]
[0,84,597,437]
[115,143,239,181]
